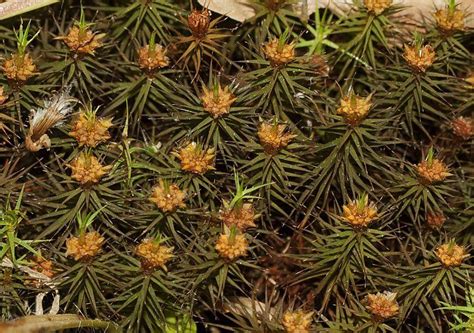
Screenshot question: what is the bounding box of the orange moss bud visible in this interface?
[341,197,378,228]
[364,0,392,15]
[201,84,236,118]
[138,44,169,73]
[282,310,313,333]
[173,142,215,174]
[66,231,104,261]
[263,39,295,67]
[366,291,399,321]
[136,239,174,273]
[416,159,450,184]
[435,242,468,267]
[68,152,112,185]
[215,232,248,261]
[150,180,186,213]
[258,122,296,155]
[336,93,372,126]
[2,53,36,83]
[69,111,112,147]
[403,44,436,73]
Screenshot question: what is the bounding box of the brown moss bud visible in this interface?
[58,26,103,55]
[66,231,104,261]
[138,44,169,73]
[67,152,112,185]
[258,122,296,155]
[220,203,256,231]
[263,39,295,67]
[30,256,55,279]
[150,180,186,213]
[435,242,468,267]
[69,111,112,147]
[2,53,36,83]
[366,291,399,321]
[306,54,330,77]
[173,142,215,174]
[282,310,313,333]
[364,0,392,15]
[136,239,174,273]
[265,0,287,11]
[201,84,236,118]
[188,9,211,39]
[451,117,473,140]
[27,255,55,288]
[403,44,436,73]
[426,212,446,229]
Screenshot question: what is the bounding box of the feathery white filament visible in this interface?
[29,89,77,140]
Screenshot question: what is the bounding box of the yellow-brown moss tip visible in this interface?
[434,8,465,33]
[173,142,215,174]
[364,0,392,15]
[416,159,450,184]
[263,39,295,67]
[188,9,211,39]
[215,233,248,261]
[2,53,36,83]
[69,111,112,147]
[201,84,236,118]
[58,26,103,55]
[341,199,378,228]
[68,152,112,185]
[282,310,313,333]
[466,72,474,87]
[0,86,8,105]
[138,44,169,73]
[136,239,174,273]
[337,93,372,126]
[150,180,186,213]
[403,44,436,73]
[220,203,256,231]
[66,231,104,261]
[435,242,468,267]
[366,291,399,321]
[258,122,296,155]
